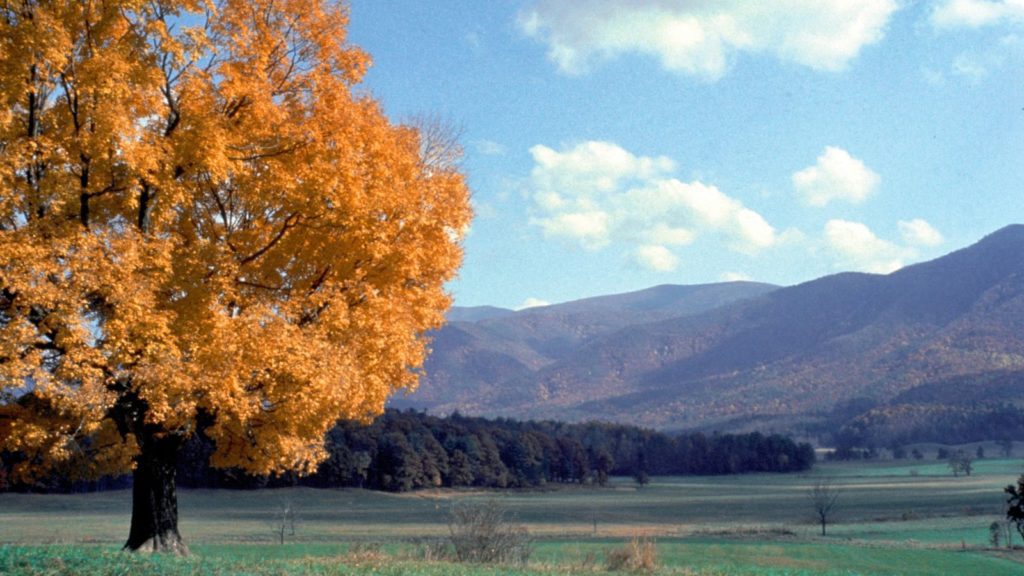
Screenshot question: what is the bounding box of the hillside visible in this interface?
[399,225,1024,432]
[394,282,779,413]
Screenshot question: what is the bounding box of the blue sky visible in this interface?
[347,0,1024,310]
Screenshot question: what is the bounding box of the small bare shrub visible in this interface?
[990,521,1003,548]
[605,535,658,573]
[447,500,533,565]
[573,549,599,572]
[346,542,387,563]
[405,537,452,562]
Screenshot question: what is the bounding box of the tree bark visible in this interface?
[124,434,189,555]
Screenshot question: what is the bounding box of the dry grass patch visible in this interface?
[605,535,658,573]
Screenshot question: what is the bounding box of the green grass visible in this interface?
[2,459,1024,574]
[1,541,1020,576]
[0,545,565,576]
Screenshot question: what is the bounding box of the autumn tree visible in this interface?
[0,0,470,554]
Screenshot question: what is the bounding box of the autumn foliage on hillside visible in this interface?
[0,0,470,551]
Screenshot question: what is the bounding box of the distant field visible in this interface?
[2,459,1024,574]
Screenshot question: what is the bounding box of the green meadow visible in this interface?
[2,459,1024,575]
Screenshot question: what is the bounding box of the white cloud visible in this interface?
[517,297,552,310]
[930,0,1024,29]
[931,4,1024,81]
[643,223,696,247]
[528,141,778,262]
[824,220,911,274]
[721,271,753,282]
[899,219,944,247]
[947,35,1024,79]
[732,207,777,253]
[952,52,991,78]
[474,139,506,156]
[529,141,675,195]
[633,245,679,272]
[519,0,899,79]
[792,147,880,207]
[532,210,611,249]
[623,180,777,253]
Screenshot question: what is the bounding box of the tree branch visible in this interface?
[238,213,300,266]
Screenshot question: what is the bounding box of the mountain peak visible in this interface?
[977,223,1024,245]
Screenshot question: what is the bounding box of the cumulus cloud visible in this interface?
[528,141,777,271]
[792,147,880,207]
[530,141,675,195]
[519,0,899,79]
[930,0,1024,29]
[633,245,679,272]
[824,220,909,274]
[825,219,945,273]
[534,210,611,249]
[899,219,944,247]
[518,297,552,310]
[643,223,696,247]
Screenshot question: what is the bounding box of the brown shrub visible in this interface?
[447,500,533,565]
[605,535,658,573]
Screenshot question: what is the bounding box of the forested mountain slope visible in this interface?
[402,226,1024,433]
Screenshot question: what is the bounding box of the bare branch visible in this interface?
[238,212,300,265]
[406,113,464,173]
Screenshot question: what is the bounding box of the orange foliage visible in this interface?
[0,0,470,481]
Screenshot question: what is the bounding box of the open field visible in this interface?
[2,459,1024,574]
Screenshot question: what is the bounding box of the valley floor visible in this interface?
[2,459,1024,575]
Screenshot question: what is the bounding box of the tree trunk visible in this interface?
[124,434,189,555]
[820,516,826,536]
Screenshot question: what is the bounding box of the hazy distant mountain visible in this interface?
[394,282,779,413]
[446,305,515,323]
[399,225,1024,433]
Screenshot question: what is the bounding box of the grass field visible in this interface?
[2,459,1024,574]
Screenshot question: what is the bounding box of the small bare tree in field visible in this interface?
[810,478,840,536]
[269,495,299,545]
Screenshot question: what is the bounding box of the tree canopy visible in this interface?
[1006,475,1024,542]
[0,0,470,550]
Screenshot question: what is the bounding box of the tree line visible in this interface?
[826,402,1024,457]
[2,410,814,493]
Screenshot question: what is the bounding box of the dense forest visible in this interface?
[826,402,1024,457]
[2,410,814,493]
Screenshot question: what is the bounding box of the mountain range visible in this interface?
[392,225,1024,433]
